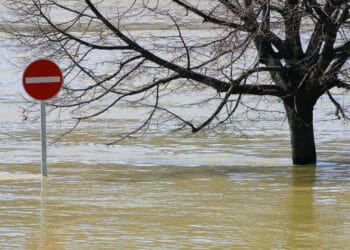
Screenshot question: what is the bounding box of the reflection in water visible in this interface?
[38,178,49,249]
[286,166,319,249]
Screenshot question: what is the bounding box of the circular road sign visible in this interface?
[23,59,63,100]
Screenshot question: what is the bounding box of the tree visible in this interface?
[3,0,350,165]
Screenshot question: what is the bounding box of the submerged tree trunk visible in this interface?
[284,101,317,165]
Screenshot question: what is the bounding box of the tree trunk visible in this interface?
[284,102,317,165]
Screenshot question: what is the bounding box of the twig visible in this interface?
[327,91,350,120]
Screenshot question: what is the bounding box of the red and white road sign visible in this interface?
[23,59,63,100]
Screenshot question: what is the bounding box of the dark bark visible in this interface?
[284,101,316,165]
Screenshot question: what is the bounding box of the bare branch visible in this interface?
[107,84,160,144]
[169,14,191,70]
[220,93,242,124]
[171,0,246,30]
[327,91,350,120]
[334,41,350,54]
[85,0,289,97]
[32,0,130,50]
[192,83,236,132]
[72,74,180,119]
[51,118,81,144]
[334,79,350,90]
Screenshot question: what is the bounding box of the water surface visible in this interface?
[0,163,349,249]
[0,6,349,248]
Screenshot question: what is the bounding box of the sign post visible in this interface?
[23,59,63,177]
[40,101,47,176]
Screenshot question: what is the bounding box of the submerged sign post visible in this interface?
[23,59,63,177]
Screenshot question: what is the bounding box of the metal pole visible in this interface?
[40,101,47,177]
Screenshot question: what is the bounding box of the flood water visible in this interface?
[0,2,350,248]
[0,163,349,249]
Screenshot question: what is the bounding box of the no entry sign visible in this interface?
[22,59,64,177]
[23,59,63,100]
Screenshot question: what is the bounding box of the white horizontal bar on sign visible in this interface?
[25,76,61,84]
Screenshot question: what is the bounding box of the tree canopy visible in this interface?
[3,0,350,164]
